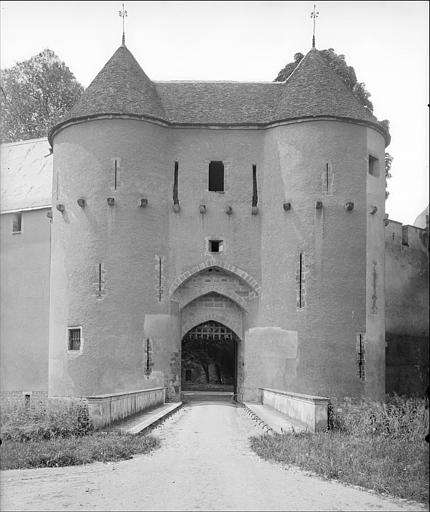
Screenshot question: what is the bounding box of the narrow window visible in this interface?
[12,212,22,233]
[68,328,81,351]
[173,161,179,204]
[299,253,304,309]
[145,338,152,375]
[114,160,118,189]
[325,163,329,193]
[368,155,379,177]
[98,263,102,296]
[158,256,163,302]
[209,240,223,253]
[357,333,366,381]
[208,161,224,192]
[252,164,258,207]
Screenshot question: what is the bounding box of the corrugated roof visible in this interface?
[49,46,389,144]
[0,138,53,213]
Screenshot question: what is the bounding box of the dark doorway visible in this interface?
[181,321,238,395]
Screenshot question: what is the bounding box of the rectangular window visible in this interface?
[209,240,223,253]
[12,212,22,233]
[209,161,224,192]
[368,155,379,177]
[68,327,81,351]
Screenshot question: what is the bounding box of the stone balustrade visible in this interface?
[258,388,329,432]
[86,387,166,429]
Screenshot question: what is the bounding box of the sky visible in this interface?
[1,1,428,225]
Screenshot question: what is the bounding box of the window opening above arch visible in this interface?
[209,161,224,192]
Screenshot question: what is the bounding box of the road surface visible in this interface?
[1,394,426,511]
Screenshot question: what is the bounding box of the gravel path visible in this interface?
[1,399,427,511]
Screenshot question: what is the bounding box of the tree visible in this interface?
[0,49,84,143]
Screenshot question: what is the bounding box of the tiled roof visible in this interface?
[0,138,53,212]
[63,45,165,122]
[50,45,389,143]
[278,49,377,123]
[155,81,281,124]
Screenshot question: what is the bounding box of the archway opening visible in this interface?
[181,321,238,397]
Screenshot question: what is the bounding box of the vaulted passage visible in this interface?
[181,321,238,396]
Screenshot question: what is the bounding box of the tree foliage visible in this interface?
[0,49,84,143]
[182,338,234,384]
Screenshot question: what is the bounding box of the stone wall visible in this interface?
[385,221,429,396]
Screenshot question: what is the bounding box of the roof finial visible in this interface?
[119,3,128,46]
[310,3,319,49]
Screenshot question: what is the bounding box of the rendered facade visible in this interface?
[1,43,428,406]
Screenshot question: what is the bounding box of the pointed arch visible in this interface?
[169,259,261,298]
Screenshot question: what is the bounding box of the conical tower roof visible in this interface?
[53,45,166,130]
[277,49,378,125]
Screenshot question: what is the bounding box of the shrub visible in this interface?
[328,394,428,442]
[1,398,93,442]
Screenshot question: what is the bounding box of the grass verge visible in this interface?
[250,394,429,504]
[1,431,160,470]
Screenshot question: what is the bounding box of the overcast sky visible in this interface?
[1,1,428,225]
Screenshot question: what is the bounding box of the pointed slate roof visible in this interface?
[62,45,165,122]
[49,45,389,145]
[278,49,377,123]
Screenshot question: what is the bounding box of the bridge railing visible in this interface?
[258,388,329,432]
[86,387,166,429]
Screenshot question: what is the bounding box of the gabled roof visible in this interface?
[0,138,53,213]
[49,45,389,144]
[62,45,165,122]
[155,81,281,125]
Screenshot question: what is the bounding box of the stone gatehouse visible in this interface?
[1,40,428,411]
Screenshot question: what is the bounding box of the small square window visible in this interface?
[209,240,223,253]
[368,155,379,177]
[68,327,81,351]
[12,212,22,233]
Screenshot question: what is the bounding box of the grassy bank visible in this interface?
[250,395,429,504]
[0,399,159,470]
[1,432,159,470]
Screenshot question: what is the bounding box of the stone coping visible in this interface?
[259,388,329,404]
[86,387,166,400]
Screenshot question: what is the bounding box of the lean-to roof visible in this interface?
[0,138,53,213]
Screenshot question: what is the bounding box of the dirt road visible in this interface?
[1,397,427,511]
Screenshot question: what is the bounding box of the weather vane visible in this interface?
[119,3,128,46]
[310,3,319,49]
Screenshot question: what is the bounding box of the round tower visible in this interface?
[249,49,389,401]
[48,45,180,399]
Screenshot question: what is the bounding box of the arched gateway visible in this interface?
[171,264,259,401]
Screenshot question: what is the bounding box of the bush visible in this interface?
[1,398,93,442]
[328,394,428,442]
